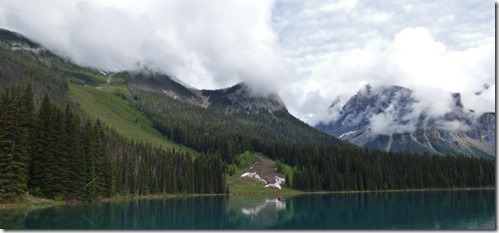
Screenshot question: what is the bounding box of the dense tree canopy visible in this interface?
[121,77,495,193]
[0,84,226,203]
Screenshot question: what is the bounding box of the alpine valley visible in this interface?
[0,28,494,206]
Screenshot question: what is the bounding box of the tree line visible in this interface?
[0,81,494,203]
[290,146,495,192]
[0,83,226,203]
[122,80,495,193]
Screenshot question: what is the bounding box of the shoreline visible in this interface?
[0,186,494,210]
[288,186,495,196]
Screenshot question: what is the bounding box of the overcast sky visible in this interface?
[0,0,495,125]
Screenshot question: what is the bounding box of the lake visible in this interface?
[0,189,495,229]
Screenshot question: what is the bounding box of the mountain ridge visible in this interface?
[316,84,495,158]
[1,27,493,159]
[201,82,287,115]
[120,70,350,151]
[0,27,495,201]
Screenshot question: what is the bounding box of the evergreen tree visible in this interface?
[82,121,97,201]
[64,106,85,200]
[29,94,52,197]
[15,84,34,198]
[0,84,34,201]
[0,91,16,201]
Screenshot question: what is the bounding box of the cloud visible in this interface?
[0,0,494,129]
[437,120,472,132]
[285,25,494,125]
[370,110,416,136]
[272,0,494,125]
[0,0,291,93]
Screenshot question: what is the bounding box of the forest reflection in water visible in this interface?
[0,189,494,229]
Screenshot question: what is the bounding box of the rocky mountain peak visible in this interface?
[202,82,287,114]
[338,85,415,123]
[316,84,495,158]
[451,93,464,110]
[0,28,44,53]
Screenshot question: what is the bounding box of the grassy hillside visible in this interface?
[68,78,198,155]
[0,28,199,156]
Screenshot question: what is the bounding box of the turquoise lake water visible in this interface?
[0,189,495,229]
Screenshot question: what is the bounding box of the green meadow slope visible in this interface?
[0,28,199,155]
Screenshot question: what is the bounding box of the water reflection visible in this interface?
[241,198,286,217]
[234,198,286,228]
[0,190,494,229]
[271,190,495,229]
[0,196,232,229]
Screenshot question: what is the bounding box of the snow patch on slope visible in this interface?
[241,172,267,184]
[264,176,285,190]
[339,130,356,139]
[241,172,285,190]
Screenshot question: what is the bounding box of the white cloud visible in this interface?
[274,0,494,125]
[296,25,494,125]
[0,0,494,129]
[318,0,358,13]
[0,0,291,92]
[370,109,416,136]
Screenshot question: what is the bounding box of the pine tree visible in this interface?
[285,173,291,188]
[48,105,64,198]
[0,91,16,201]
[29,94,52,197]
[82,121,97,201]
[93,121,111,197]
[57,104,73,197]
[64,106,85,200]
[13,84,34,198]
[0,85,34,202]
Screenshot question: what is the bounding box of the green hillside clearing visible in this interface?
[68,81,198,155]
[227,152,301,195]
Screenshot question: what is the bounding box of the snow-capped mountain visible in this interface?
[316,85,495,158]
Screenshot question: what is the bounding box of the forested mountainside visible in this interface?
[0,29,226,202]
[0,84,226,202]
[316,85,495,159]
[0,28,494,203]
[119,71,351,163]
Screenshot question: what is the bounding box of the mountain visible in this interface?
[316,85,495,158]
[0,28,495,200]
[124,71,287,114]
[120,70,351,153]
[0,27,492,161]
[124,70,210,107]
[202,82,287,114]
[0,27,351,161]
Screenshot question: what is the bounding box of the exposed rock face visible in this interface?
[126,71,288,116]
[316,85,495,158]
[124,71,211,108]
[202,82,287,114]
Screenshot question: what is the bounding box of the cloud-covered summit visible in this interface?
[0,0,494,125]
[0,0,291,93]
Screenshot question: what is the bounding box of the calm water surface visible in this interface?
[0,189,495,229]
